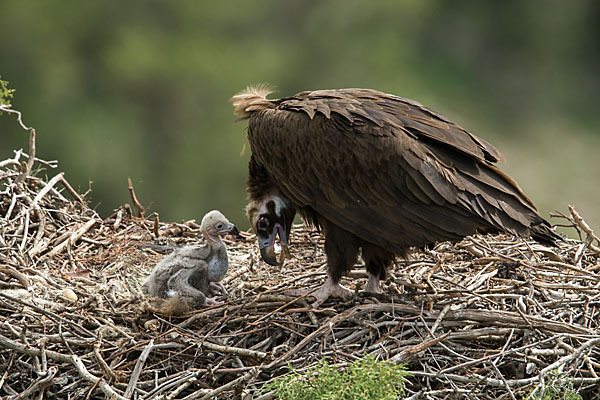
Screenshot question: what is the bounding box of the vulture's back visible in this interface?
[234,87,559,248]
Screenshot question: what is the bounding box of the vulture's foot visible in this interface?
[208,281,228,296]
[364,272,381,293]
[310,278,353,308]
[284,277,353,307]
[204,297,223,306]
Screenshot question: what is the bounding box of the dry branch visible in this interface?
[8,366,57,400]
[125,338,154,398]
[46,218,99,258]
[1,134,599,398]
[0,333,126,400]
[128,177,145,217]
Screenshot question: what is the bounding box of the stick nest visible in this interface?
[1,151,600,400]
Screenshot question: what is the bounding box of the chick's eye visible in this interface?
[257,217,269,231]
[215,222,224,230]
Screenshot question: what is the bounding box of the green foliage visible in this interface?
[525,372,583,400]
[0,75,14,107]
[262,356,408,400]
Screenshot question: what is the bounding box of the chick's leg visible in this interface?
[167,270,221,307]
[208,281,228,296]
[205,297,223,306]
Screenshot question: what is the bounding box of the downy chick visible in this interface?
[142,210,238,307]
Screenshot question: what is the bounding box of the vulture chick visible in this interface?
[142,210,238,307]
[232,86,560,308]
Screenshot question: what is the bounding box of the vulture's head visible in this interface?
[200,210,239,244]
[246,195,295,266]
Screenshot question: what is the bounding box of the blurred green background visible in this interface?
[1,1,599,233]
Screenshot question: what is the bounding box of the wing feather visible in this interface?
[245,88,554,249]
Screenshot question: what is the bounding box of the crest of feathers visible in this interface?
[230,84,276,119]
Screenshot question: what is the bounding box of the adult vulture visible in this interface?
[231,86,559,307]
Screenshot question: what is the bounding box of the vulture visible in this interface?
[142,210,238,307]
[231,86,559,307]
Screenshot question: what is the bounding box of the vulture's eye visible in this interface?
[215,222,224,230]
[257,216,269,231]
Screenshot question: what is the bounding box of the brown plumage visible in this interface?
[232,87,560,307]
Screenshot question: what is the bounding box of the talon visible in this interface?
[205,297,223,306]
[285,277,353,308]
[209,281,228,296]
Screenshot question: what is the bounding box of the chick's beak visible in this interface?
[228,223,240,236]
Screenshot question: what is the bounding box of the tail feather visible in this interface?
[531,219,562,247]
[230,84,276,119]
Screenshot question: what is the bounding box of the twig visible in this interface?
[391,332,450,362]
[21,129,36,182]
[153,213,160,238]
[0,333,126,400]
[488,361,517,400]
[221,262,252,285]
[0,105,34,131]
[445,308,590,334]
[195,367,259,400]
[569,205,599,245]
[128,177,145,218]
[164,375,206,400]
[200,341,270,360]
[19,208,30,252]
[438,334,564,375]
[46,218,99,257]
[0,158,20,169]
[31,173,64,207]
[430,304,450,335]
[539,336,600,376]
[17,151,58,168]
[59,174,86,206]
[0,105,36,182]
[0,265,31,288]
[0,292,99,340]
[142,369,204,399]
[8,366,56,400]
[93,332,119,383]
[125,339,154,399]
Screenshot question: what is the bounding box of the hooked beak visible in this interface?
[258,222,291,266]
[228,223,240,236]
[248,194,296,266]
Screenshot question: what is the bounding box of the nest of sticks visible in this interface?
[1,123,600,399]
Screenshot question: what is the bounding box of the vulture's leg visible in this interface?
[284,223,360,307]
[365,274,381,293]
[362,244,395,293]
[308,223,360,307]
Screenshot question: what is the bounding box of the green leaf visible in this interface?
[261,355,408,400]
[0,75,15,107]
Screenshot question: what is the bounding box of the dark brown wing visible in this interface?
[278,89,506,164]
[247,89,556,249]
